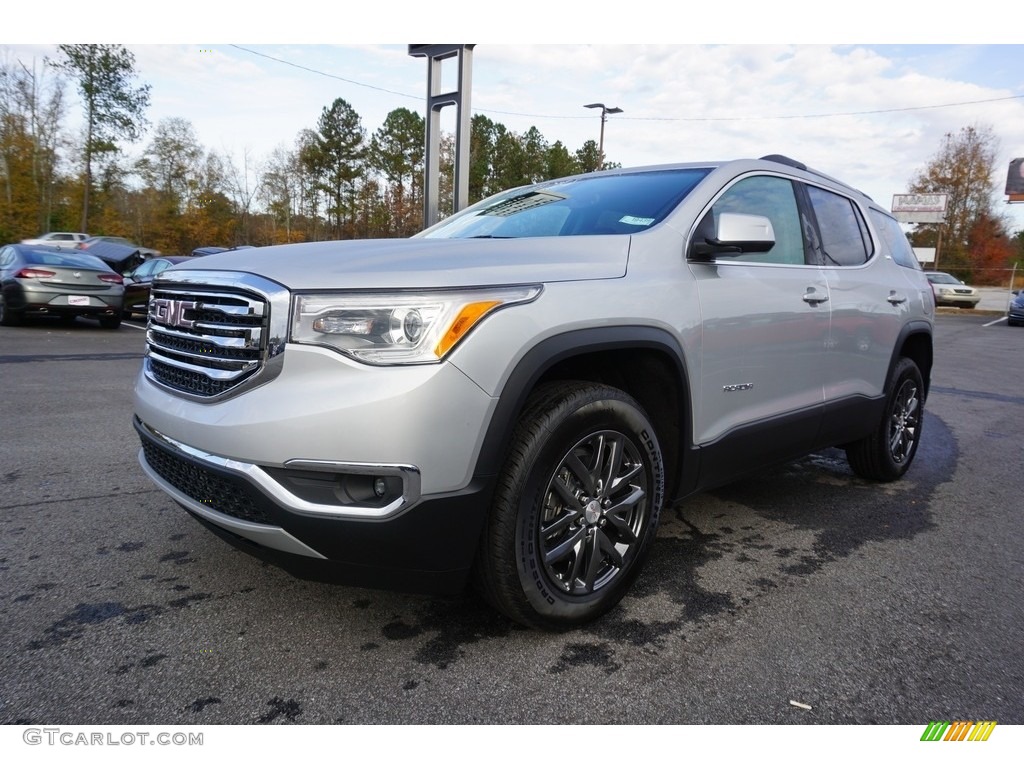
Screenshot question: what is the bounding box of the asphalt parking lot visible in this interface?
[0,312,1021,726]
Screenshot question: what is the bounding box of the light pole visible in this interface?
[584,103,623,170]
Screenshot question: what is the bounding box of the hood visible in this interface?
[165,236,629,290]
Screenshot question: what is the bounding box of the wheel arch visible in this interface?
[473,326,695,502]
[890,321,933,402]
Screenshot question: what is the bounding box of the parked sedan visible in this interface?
[20,232,90,247]
[925,271,981,308]
[1008,290,1024,327]
[0,244,124,328]
[123,256,195,317]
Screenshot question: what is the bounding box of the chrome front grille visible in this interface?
[143,271,290,401]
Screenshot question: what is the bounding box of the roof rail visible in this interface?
[759,153,872,201]
[760,154,807,171]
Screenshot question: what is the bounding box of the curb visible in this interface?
[934,308,1006,317]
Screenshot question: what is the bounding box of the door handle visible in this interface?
[802,291,829,305]
[887,292,907,305]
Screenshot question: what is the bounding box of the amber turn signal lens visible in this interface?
[434,300,502,359]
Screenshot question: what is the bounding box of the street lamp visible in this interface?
[584,102,623,170]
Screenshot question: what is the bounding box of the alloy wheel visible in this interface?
[539,430,649,596]
[888,379,920,465]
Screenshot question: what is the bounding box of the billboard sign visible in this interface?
[1006,158,1024,202]
[891,193,948,224]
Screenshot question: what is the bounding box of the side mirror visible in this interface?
[691,212,776,260]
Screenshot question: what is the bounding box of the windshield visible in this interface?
[927,273,961,285]
[417,169,710,239]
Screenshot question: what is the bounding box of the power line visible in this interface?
[229,44,419,101]
[622,94,1024,122]
[230,45,1024,124]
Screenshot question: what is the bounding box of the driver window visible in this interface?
[710,176,807,265]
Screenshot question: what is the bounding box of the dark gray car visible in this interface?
[0,244,125,328]
[122,256,196,317]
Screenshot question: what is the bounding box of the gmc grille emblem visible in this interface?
[152,298,198,329]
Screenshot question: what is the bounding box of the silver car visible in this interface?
[0,244,125,328]
[134,156,934,628]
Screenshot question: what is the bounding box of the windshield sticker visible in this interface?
[620,216,654,226]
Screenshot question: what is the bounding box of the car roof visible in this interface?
[508,155,873,207]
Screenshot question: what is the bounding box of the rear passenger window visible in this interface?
[870,209,922,270]
[806,186,871,266]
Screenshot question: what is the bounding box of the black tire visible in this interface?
[0,295,22,327]
[475,382,664,629]
[98,315,122,330]
[845,357,924,481]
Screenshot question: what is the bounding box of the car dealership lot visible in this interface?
[1,314,1021,725]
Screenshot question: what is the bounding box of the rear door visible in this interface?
[804,185,904,405]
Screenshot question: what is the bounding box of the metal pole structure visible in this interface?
[409,45,475,229]
[583,103,623,170]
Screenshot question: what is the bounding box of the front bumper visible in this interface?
[932,292,980,307]
[135,417,493,593]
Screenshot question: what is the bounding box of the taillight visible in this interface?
[99,273,123,284]
[15,268,57,278]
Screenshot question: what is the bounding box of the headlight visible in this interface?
[291,286,542,364]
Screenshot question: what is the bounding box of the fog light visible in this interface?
[373,477,387,498]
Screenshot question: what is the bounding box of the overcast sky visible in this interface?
[6,5,1024,233]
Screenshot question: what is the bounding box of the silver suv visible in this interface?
[134,155,934,629]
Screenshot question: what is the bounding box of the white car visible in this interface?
[20,232,90,247]
[924,271,981,308]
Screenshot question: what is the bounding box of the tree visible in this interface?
[315,97,365,237]
[54,44,150,232]
[226,148,261,245]
[137,117,202,211]
[0,56,66,240]
[368,107,424,236]
[296,128,327,241]
[908,124,1004,275]
[546,140,578,180]
[966,211,1013,284]
[520,126,548,183]
[575,140,602,174]
[469,114,500,202]
[491,127,529,191]
[260,143,302,242]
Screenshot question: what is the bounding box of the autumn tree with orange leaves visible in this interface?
[907,124,1013,283]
